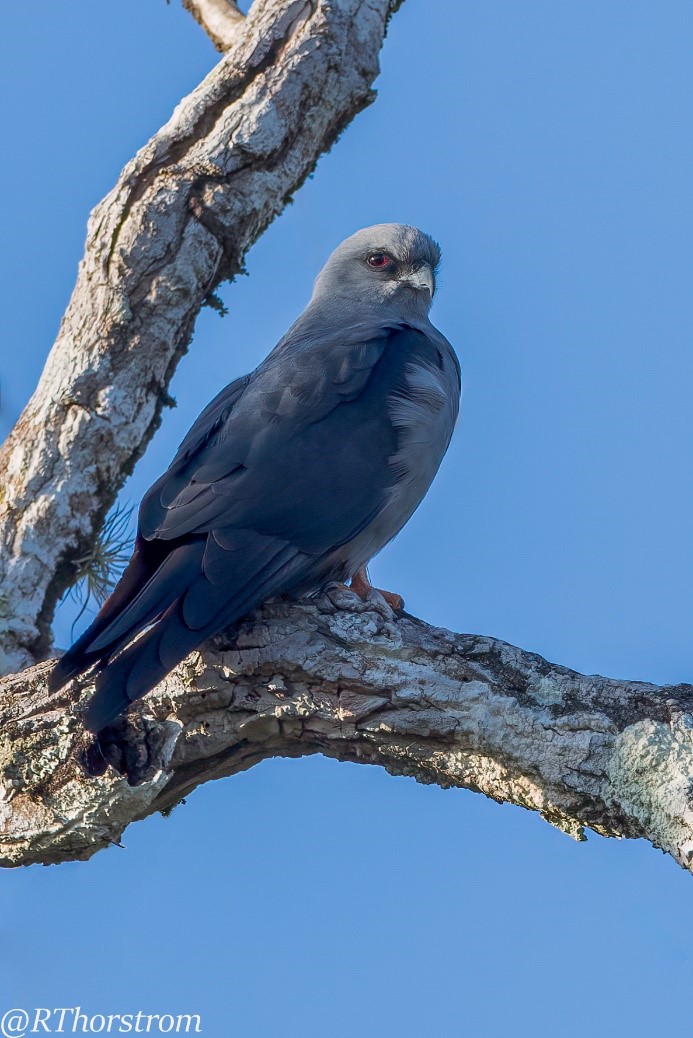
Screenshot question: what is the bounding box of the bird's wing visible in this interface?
[138,324,436,553]
[170,373,251,465]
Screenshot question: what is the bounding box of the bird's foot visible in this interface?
[321,567,404,621]
[349,565,405,612]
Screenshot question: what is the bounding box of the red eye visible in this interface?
[367,253,393,268]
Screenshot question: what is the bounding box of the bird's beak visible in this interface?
[400,264,435,298]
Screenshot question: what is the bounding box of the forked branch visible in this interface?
[1,0,687,881]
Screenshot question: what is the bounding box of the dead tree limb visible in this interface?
[1,590,692,871]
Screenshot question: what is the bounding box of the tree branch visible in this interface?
[2,591,692,871]
[2,2,686,882]
[0,0,400,674]
[182,0,245,52]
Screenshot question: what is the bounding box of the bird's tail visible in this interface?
[48,539,162,693]
[82,598,206,732]
[81,532,308,733]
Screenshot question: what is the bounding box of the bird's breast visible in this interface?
[387,357,457,490]
[336,351,460,577]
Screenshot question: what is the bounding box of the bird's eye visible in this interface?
[367,253,393,269]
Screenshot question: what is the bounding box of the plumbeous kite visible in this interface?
[50,224,461,732]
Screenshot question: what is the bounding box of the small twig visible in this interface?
[182,0,246,51]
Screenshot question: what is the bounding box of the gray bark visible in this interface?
[2,589,692,870]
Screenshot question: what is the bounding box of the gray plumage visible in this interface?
[50,224,461,731]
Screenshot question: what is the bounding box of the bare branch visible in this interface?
[0,0,401,674]
[2,1,683,885]
[182,0,245,52]
[2,593,692,871]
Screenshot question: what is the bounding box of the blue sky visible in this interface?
[2,2,693,1035]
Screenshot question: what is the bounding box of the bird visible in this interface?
[49,224,461,733]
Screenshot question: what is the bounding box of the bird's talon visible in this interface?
[324,582,361,609]
[378,589,405,612]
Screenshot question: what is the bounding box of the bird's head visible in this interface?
[312,224,441,318]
